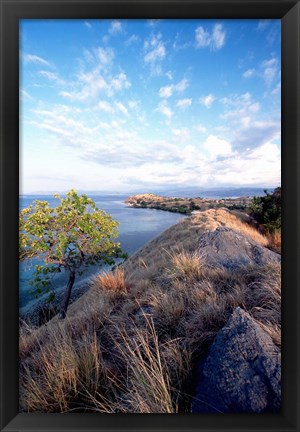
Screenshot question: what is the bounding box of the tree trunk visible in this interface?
[59,271,75,319]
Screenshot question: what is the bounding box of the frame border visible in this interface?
[1,1,299,431]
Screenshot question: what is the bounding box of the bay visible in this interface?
[19,194,185,308]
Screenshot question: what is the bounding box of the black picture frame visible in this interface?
[0,1,299,431]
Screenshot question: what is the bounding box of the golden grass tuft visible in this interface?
[19,208,281,413]
[94,267,127,294]
[266,230,281,253]
[166,249,203,281]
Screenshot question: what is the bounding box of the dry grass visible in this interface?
[266,230,281,253]
[165,249,203,281]
[19,208,281,413]
[94,267,127,294]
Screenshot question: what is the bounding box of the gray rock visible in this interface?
[198,227,280,271]
[192,307,281,413]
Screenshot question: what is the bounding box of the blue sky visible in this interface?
[20,19,281,193]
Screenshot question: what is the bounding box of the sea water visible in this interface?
[19,194,185,308]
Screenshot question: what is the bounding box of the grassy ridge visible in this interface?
[19,209,281,413]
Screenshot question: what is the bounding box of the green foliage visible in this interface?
[189,201,200,211]
[249,187,281,233]
[20,189,126,304]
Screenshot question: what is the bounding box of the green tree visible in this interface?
[249,187,281,233]
[19,190,126,318]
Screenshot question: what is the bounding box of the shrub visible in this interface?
[249,187,281,233]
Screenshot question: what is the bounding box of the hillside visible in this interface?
[19,209,281,413]
[125,193,252,214]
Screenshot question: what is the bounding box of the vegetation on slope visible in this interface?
[250,187,281,252]
[125,193,252,215]
[19,209,281,413]
[19,190,126,318]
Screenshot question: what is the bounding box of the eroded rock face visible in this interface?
[192,307,281,413]
[198,226,280,271]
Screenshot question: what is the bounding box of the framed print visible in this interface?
[0,0,299,431]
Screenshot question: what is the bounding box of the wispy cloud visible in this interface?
[109,20,122,34]
[261,57,278,86]
[115,102,129,116]
[60,68,130,102]
[97,47,115,65]
[125,34,140,45]
[199,94,215,108]
[20,89,33,101]
[243,68,255,78]
[84,21,92,29]
[147,19,160,27]
[23,53,51,67]
[194,124,207,133]
[144,34,166,63]
[38,70,65,85]
[98,100,114,113]
[159,78,189,98]
[143,33,166,75]
[176,98,192,109]
[257,20,271,31]
[172,128,190,142]
[155,100,173,119]
[195,24,226,50]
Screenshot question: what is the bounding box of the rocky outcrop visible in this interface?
[198,226,280,271]
[192,308,281,413]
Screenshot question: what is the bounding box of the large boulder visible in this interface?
[192,307,281,413]
[198,226,280,271]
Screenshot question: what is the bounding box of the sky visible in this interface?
[20,19,281,194]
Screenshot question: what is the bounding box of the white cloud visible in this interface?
[109,20,122,34]
[172,128,190,142]
[166,71,173,80]
[20,89,33,101]
[159,85,173,98]
[194,124,207,133]
[98,100,114,113]
[176,98,192,109]
[38,70,65,85]
[156,100,173,119]
[158,78,189,98]
[175,78,188,92]
[84,21,92,29]
[195,27,210,48]
[195,24,226,50]
[125,34,140,45]
[128,100,139,109]
[110,71,131,93]
[220,92,255,122]
[23,53,51,67]
[144,33,166,74]
[271,81,281,96]
[249,102,260,112]
[257,20,271,31]
[212,24,226,50]
[97,47,114,65]
[147,19,160,27]
[261,57,278,86]
[203,134,232,158]
[144,42,166,63]
[243,68,255,78]
[199,94,215,108]
[115,102,129,116]
[59,67,130,102]
[27,101,280,192]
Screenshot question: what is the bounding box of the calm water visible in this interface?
[19,194,185,308]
